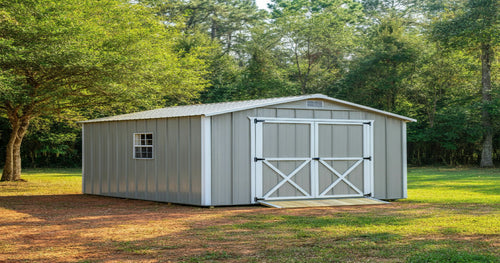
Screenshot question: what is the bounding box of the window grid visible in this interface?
[133,133,153,159]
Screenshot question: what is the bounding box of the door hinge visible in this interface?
[254,119,265,123]
[363,121,372,126]
[363,156,372,161]
[254,197,264,202]
[312,157,320,160]
[364,193,372,197]
[254,157,265,162]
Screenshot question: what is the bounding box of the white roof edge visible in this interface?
[322,96,417,122]
[77,112,205,124]
[205,94,417,122]
[80,94,416,123]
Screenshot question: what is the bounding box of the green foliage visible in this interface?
[0,0,498,167]
[270,0,364,94]
[0,0,207,111]
[431,0,499,50]
[334,15,420,111]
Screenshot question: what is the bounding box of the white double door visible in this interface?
[253,118,373,201]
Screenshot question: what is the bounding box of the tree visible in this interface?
[270,0,363,94]
[0,0,208,181]
[145,0,267,55]
[431,0,499,167]
[334,15,420,111]
[143,0,270,103]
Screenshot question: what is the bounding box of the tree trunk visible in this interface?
[479,43,494,168]
[1,116,30,181]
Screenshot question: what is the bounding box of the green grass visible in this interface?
[406,167,499,204]
[0,168,81,196]
[0,167,498,262]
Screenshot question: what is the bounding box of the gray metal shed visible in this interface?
[81,94,416,206]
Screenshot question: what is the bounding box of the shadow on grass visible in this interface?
[408,168,499,183]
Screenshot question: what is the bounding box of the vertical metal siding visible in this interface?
[117,121,128,197]
[369,114,388,199]
[108,122,118,196]
[386,118,403,199]
[166,118,180,202]
[332,111,349,119]
[211,114,233,205]
[126,121,136,198]
[178,118,190,202]
[156,119,168,201]
[93,123,102,194]
[190,117,202,204]
[145,119,158,201]
[295,109,314,118]
[314,110,330,119]
[83,117,202,205]
[231,110,255,204]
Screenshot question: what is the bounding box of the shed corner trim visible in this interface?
[201,116,212,206]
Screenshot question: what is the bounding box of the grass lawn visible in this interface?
[0,167,498,262]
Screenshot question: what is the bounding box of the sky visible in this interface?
[255,0,271,10]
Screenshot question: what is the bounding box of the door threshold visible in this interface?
[258,197,388,208]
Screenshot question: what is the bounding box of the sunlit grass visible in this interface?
[405,167,499,204]
[0,168,81,196]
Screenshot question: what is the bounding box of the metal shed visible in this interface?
[81,94,416,206]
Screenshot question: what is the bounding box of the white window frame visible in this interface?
[133,132,154,159]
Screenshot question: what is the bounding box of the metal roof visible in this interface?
[81,94,416,123]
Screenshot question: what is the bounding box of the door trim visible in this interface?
[250,117,374,203]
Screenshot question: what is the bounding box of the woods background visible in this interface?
[0,0,498,170]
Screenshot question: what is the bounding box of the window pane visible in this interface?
[135,147,141,158]
[134,134,141,145]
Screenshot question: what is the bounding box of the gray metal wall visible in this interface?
[83,117,203,205]
[210,99,407,205]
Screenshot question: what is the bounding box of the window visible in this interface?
[134,133,153,159]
